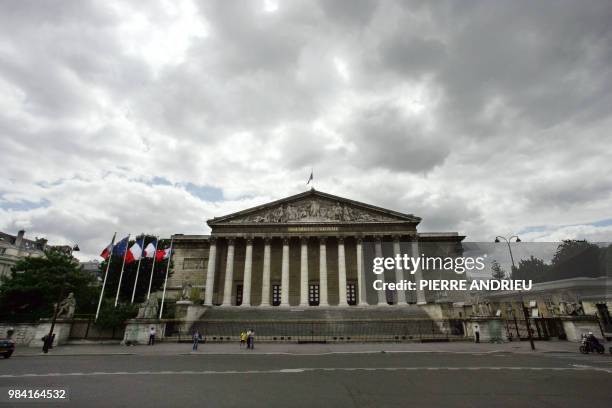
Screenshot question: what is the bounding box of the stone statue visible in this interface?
[332,202,343,220]
[55,292,76,319]
[137,295,159,319]
[180,282,193,301]
[309,200,320,217]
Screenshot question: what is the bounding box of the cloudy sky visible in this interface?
[1,0,611,260]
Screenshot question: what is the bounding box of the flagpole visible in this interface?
[95,232,116,321]
[130,233,145,304]
[146,235,159,300]
[158,237,174,319]
[114,234,130,307]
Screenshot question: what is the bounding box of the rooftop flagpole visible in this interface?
[114,234,130,307]
[95,232,116,321]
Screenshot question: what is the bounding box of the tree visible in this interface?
[490,259,506,280]
[0,249,97,321]
[550,240,601,280]
[94,300,137,329]
[512,256,550,282]
[99,236,173,304]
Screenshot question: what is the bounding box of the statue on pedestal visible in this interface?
[180,282,193,301]
[55,292,76,319]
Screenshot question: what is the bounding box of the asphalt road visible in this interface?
[1,352,611,407]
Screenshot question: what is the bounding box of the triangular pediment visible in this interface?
[207,189,420,225]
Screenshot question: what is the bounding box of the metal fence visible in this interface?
[504,317,568,341]
[164,319,466,343]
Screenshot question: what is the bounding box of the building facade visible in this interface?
[0,230,71,281]
[167,189,464,307]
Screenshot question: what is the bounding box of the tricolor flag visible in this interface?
[99,241,113,260]
[306,170,313,185]
[125,238,144,264]
[155,247,172,262]
[112,236,129,256]
[144,240,157,258]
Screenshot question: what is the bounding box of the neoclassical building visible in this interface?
[167,189,464,308]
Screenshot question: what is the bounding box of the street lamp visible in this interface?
[494,235,535,350]
[42,244,79,353]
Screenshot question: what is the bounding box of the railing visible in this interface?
[163,318,466,343]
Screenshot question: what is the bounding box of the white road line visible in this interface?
[1,366,611,378]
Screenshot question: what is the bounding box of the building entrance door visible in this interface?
[272,284,281,306]
[235,284,243,306]
[309,284,320,306]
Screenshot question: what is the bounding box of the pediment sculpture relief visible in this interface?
[227,199,399,223]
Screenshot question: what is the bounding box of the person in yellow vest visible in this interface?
[240,331,247,348]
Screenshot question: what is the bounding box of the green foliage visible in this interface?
[512,256,550,281]
[0,249,96,321]
[94,301,137,329]
[490,259,506,280]
[512,240,610,283]
[99,236,173,304]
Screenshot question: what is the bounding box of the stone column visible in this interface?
[204,238,217,306]
[412,239,427,304]
[375,237,387,305]
[299,237,309,307]
[260,238,272,306]
[241,238,253,306]
[337,237,348,306]
[319,237,329,307]
[222,238,235,306]
[280,238,290,306]
[356,237,367,306]
[393,236,406,305]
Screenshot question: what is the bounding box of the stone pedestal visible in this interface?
[123,320,165,345]
[30,319,73,348]
[175,300,194,320]
[466,317,508,342]
[560,316,603,342]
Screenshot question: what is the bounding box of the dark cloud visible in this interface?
[1,0,612,259]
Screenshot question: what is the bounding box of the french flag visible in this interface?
[144,240,157,258]
[100,241,113,260]
[155,247,171,262]
[126,239,144,264]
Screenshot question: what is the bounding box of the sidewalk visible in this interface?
[14,340,587,357]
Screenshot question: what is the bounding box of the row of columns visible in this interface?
[204,236,424,307]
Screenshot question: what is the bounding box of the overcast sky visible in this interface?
[1,0,611,261]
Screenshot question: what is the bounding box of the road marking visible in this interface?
[1,366,611,378]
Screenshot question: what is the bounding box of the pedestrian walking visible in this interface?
[240,331,247,348]
[192,330,201,351]
[148,326,156,345]
[246,329,252,349]
[248,329,255,350]
[473,324,480,343]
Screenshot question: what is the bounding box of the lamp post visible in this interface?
[42,244,79,353]
[494,235,535,350]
